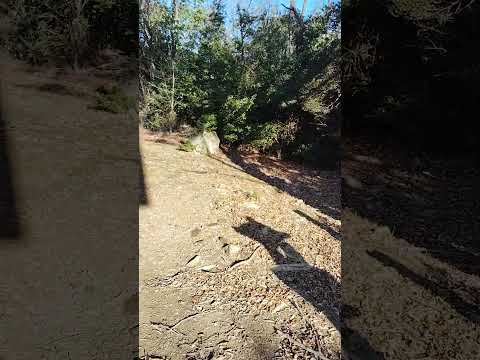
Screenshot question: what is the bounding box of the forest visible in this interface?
[3,0,478,164]
[1,0,138,67]
[343,0,479,161]
[1,0,340,168]
[2,1,479,358]
[139,0,341,168]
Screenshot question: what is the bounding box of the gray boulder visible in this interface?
[189,130,220,155]
[343,175,363,190]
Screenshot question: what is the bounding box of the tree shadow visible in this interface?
[224,148,341,221]
[367,250,480,323]
[293,209,341,240]
[0,82,20,239]
[343,150,480,276]
[234,217,384,359]
[139,155,148,205]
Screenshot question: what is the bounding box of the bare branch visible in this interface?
[301,0,308,17]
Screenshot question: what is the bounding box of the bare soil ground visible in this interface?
[5,43,477,359]
[1,50,138,358]
[140,130,341,359]
[342,138,480,359]
[343,210,480,360]
[343,137,480,275]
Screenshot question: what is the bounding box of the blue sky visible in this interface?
[223,0,332,17]
[225,0,325,16]
[217,0,337,30]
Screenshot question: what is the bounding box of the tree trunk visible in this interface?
[287,0,296,55]
[73,53,79,72]
[169,0,178,132]
[71,0,88,72]
[301,0,307,17]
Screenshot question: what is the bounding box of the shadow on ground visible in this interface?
[234,217,384,360]
[294,209,341,240]
[343,138,480,276]
[367,250,480,324]
[0,81,20,239]
[224,148,341,221]
[139,155,148,205]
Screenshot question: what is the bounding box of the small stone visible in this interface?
[200,265,218,273]
[276,246,287,258]
[223,244,241,256]
[352,154,382,165]
[243,202,260,209]
[343,175,363,189]
[273,302,288,313]
[190,227,201,237]
[186,255,201,267]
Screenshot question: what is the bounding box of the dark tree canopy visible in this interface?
[343,0,479,157]
[4,0,138,66]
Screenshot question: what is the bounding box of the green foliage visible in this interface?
[7,1,68,64]
[178,139,197,152]
[292,136,339,169]
[141,87,174,131]
[301,63,340,124]
[140,1,341,164]
[146,112,177,132]
[6,0,137,67]
[94,86,135,114]
[197,114,218,131]
[249,122,282,151]
[249,119,299,151]
[219,95,255,143]
[293,143,313,160]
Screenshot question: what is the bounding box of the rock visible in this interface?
[190,227,201,238]
[189,130,220,155]
[243,202,259,209]
[272,302,289,313]
[276,246,287,258]
[203,131,220,154]
[223,244,242,257]
[352,155,382,165]
[186,255,202,267]
[199,265,218,273]
[343,175,363,189]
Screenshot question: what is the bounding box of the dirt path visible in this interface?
[343,137,480,275]
[1,50,138,358]
[0,49,342,359]
[343,210,480,360]
[140,134,341,359]
[342,138,480,359]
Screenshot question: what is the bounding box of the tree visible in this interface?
[70,0,90,70]
[342,0,479,155]
[139,0,340,165]
[169,0,178,129]
[6,0,137,68]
